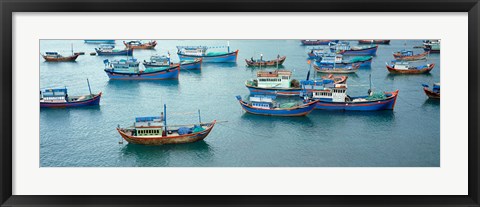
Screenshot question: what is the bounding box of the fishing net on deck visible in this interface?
[348,56,371,62]
[192,125,205,133]
[365,92,386,101]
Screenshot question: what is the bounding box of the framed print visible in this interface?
[1,0,479,206]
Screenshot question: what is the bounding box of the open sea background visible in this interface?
[40,40,440,167]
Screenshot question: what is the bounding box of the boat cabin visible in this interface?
[249,96,275,109]
[105,58,140,73]
[132,116,164,137]
[98,44,116,52]
[311,84,348,102]
[148,55,171,66]
[397,50,414,56]
[177,46,209,56]
[40,88,67,102]
[255,70,292,88]
[126,41,143,46]
[433,83,440,93]
[44,52,62,58]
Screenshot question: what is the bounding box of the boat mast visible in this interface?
[71,43,74,56]
[198,109,202,124]
[164,104,167,133]
[227,41,230,53]
[87,78,92,95]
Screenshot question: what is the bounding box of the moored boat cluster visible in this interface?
[40,39,440,145]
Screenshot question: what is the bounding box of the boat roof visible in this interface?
[250,96,274,103]
[45,52,59,55]
[99,44,115,48]
[257,70,291,77]
[135,116,162,122]
[301,79,334,85]
[41,88,67,97]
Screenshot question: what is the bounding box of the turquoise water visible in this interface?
[40,40,440,167]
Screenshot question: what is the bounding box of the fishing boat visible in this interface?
[423,40,440,53]
[84,40,115,44]
[41,52,79,62]
[245,55,286,67]
[116,105,216,145]
[245,70,301,96]
[386,61,435,74]
[176,44,238,63]
[95,44,133,56]
[314,63,359,74]
[393,50,430,61]
[315,54,372,68]
[422,83,440,99]
[330,41,378,56]
[236,95,319,116]
[358,40,391,44]
[303,83,399,111]
[307,47,330,59]
[143,54,202,70]
[40,79,101,108]
[301,40,339,45]
[123,40,157,49]
[104,58,180,80]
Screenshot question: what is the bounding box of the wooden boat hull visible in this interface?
[124,41,157,49]
[314,65,359,74]
[423,88,440,99]
[84,40,115,44]
[338,46,378,56]
[313,90,399,111]
[358,40,391,44]
[180,59,202,70]
[95,48,133,56]
[301,40,338,45]
[117,121,216,145]
[424,48,440,53]
[178,50,239,63]
[40,92,102,108]
[386,64,435,74]
[393,51,429,61]
[104,66,180,80]
[42,54,79,62]
[237,99,318,116]
[245,56,286,67]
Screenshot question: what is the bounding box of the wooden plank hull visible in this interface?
[237,99,318,116]
[423,88,440,99]
[393,51,429,61]
[178,50,239,63]
[95,48,133,56]
[117,121,216,145]
[104,66,180,80]
[42,54,79,62]
[338,46,378,56]
[386,64,435,74]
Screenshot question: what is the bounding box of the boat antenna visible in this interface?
[227,41,230,53]
[71,43,74,56]
[87,78,92,95]
[198,109,202,124]
[164,104,167,133]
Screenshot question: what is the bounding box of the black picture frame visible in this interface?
[1,0,479,206]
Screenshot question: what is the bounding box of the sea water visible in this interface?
[40,40,440,167]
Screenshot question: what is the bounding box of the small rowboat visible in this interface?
[393,50,429,61]
[116,105,216,145]
[358,40,391,44]
[314,63,359,74]
[124,40,157,49]
[41,52,79,62]
[386,61,435,74]
[245,56,286,67]
[301,40,339,45]
[236,95,319,116]
[40,79,101,108]
[422,83,440,99]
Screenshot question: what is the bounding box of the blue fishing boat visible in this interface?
[329,41,378,56]
[177,44,238,63]
[84,40,115,44]
[303,82,399,111]
[104,58,180,80]
[315,54,372,68]
[143,54,202,70]
[236,95,318,116]
[95,44,133,56]
[307,47,330,59]
[301,40,339,45]
[40,79,101,108]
